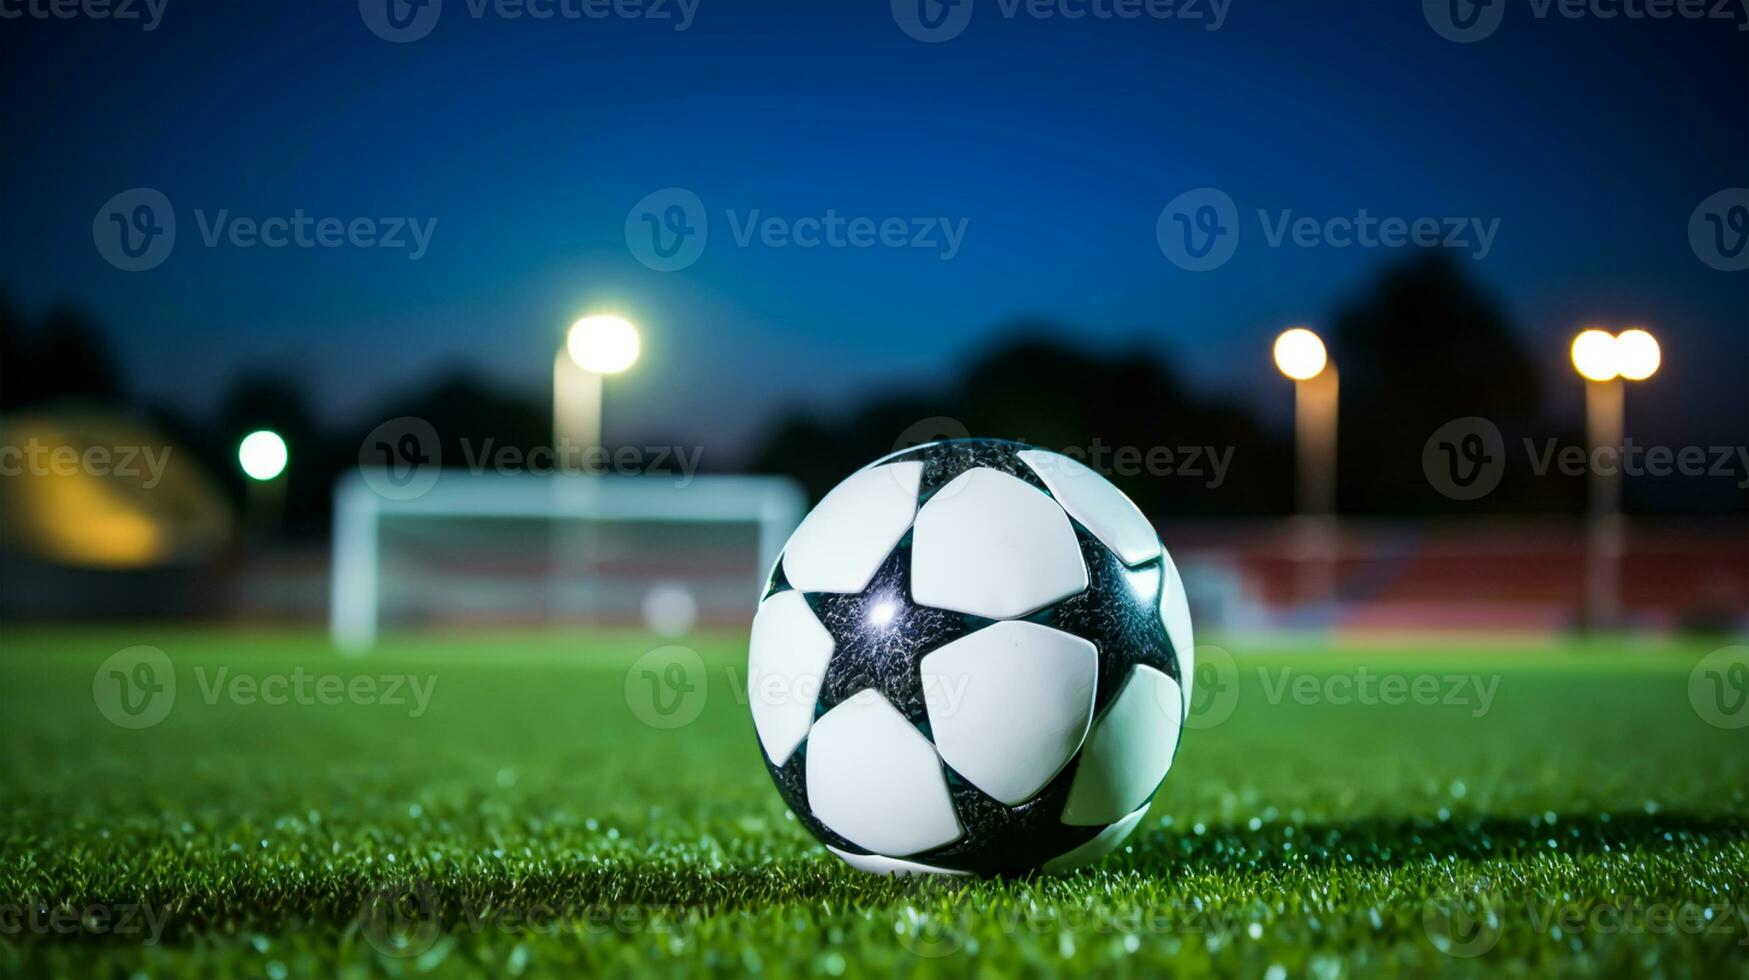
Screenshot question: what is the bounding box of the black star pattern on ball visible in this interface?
[803,537,989,731]
[905,437,1050,503]
[754,438,1188,875]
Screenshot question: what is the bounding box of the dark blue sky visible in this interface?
[2,0,1744,457]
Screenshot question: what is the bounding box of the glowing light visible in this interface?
[867,598,899,628]
[566,315,641,374]
[1615,328,1660,382]
[1570,329,1620,383]
[1273,328,1328,381]
[238,430,288,481]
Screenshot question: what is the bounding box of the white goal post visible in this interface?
[330,470,807,653]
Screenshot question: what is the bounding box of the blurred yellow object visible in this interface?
[1570,328,1620,383]
[0,409,232,568]
[1614,328,1661,382]
[1272,327,1328,381]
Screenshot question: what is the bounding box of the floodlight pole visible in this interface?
[244,473,287,531]
[1583,378,1624,629]
[1294,365,1339,518]
[1293,365,1339,604]
[553,349,604,472]
[551,347,607,626]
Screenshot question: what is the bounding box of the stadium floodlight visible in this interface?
[238,430,288,481]
[1272,327,1328,382]
[1571,325,1661,629]
[554,315,641,469]
[1274,327,1338,603]
[1570,328,1620,382]
[566,315,641,375]
[1615,328,1660,382]
[1273,328,1337,514]
[329,470,806,653]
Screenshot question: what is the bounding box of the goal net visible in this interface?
[329,471,806,652]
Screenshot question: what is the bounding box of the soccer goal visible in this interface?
[330,470,806,652]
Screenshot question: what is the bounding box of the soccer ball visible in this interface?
[747,438,1193,875]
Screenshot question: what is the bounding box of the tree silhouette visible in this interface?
[750,327,1289,514]
[0,293,27,409]
[0,303,124,408]
[1330,252,1563,513]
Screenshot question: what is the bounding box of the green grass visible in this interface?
[1,627,1746,978]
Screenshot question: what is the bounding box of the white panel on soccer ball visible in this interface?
[920,621,1096,805]
[782,462,923,594]
[827,847,970,877]
[1160,547,1194,712]
[747,591,835,768]
[1017,449,1161,567]
[1041,804,1150,874]
[806,691,962,857]
[1061,664,1183,826]
[911,468,1088,619]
